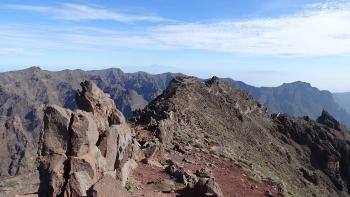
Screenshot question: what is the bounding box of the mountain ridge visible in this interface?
[132,76,350,196]
[222,78,350,128]
[0,66,349,179]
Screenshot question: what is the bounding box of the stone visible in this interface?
[68,171,94,197]
[37,154,67,197]
[76,81,125,133]
[153,179,176,193]
[119,159,138,186]
[38,105,72,197]
[195,177,224,197]
[87,175,130,197]
[97,124,132,172]
[195,168,213,178]
[300,168,319,185]
[40,105,73,155]
[70,110,99,156]
[183,170,199,188]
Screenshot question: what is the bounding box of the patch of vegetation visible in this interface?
[133,148,145,161]
[174,130,194,144]
[125,178,139,192]
[2,180,18,188]
[283,192,302,197]
[249,175,262,183]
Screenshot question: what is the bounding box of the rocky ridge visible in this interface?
[133,76,350,196]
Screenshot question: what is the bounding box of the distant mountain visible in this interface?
[223,79,350,128]
[334,92,350,114]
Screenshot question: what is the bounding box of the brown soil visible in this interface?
[131,148,280,197]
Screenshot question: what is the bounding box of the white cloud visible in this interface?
[0,48,23,54]
[3,3,169,23]
[149,1,350,56]
[2,1,350,56]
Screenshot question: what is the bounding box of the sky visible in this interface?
[0,0,349,92]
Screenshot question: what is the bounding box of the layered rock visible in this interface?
[37,81,134,197]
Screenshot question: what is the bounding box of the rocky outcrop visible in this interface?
[317,110,342,131]
[0,67,178,177]
[273,112,350,193]
[37,81,135,197]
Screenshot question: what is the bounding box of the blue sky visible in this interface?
[0,0,350,92]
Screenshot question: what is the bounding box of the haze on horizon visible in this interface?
[1,0,350,92]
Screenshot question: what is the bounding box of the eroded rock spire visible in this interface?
[38,81,135,197]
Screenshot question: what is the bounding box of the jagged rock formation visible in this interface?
[273,112,350,193]
[37,81,135,197]
[317,110,342,131]
[0,67,178,177]
[133,76,350,196]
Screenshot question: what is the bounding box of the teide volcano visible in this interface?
[133,76,350,197]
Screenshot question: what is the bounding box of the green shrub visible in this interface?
[125,178,139,192]
[249,175,262,183]
[3,180,18,188]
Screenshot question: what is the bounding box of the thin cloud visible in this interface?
[0,48,23,54]
[3,3,169,23]
[2,1,350,56]
[150,1,350,56]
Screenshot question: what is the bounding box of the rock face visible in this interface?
[317,110,342,131]
[273,112,350,193]
[37,81,134,197]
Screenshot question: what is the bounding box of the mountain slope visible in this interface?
[223,78,350,128]
[133,76,350,196]
[334,92,350,114]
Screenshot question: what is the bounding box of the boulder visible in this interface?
[38,105,72,197]
[40,105,72,155]
[37,154,67,197]
[195,177,224,197]
[87,175,130,197]
[165,160,198,187]
[70,110,99,156]
[196,168,213,178]
[103,125,132,171]
[152,179,176,193]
